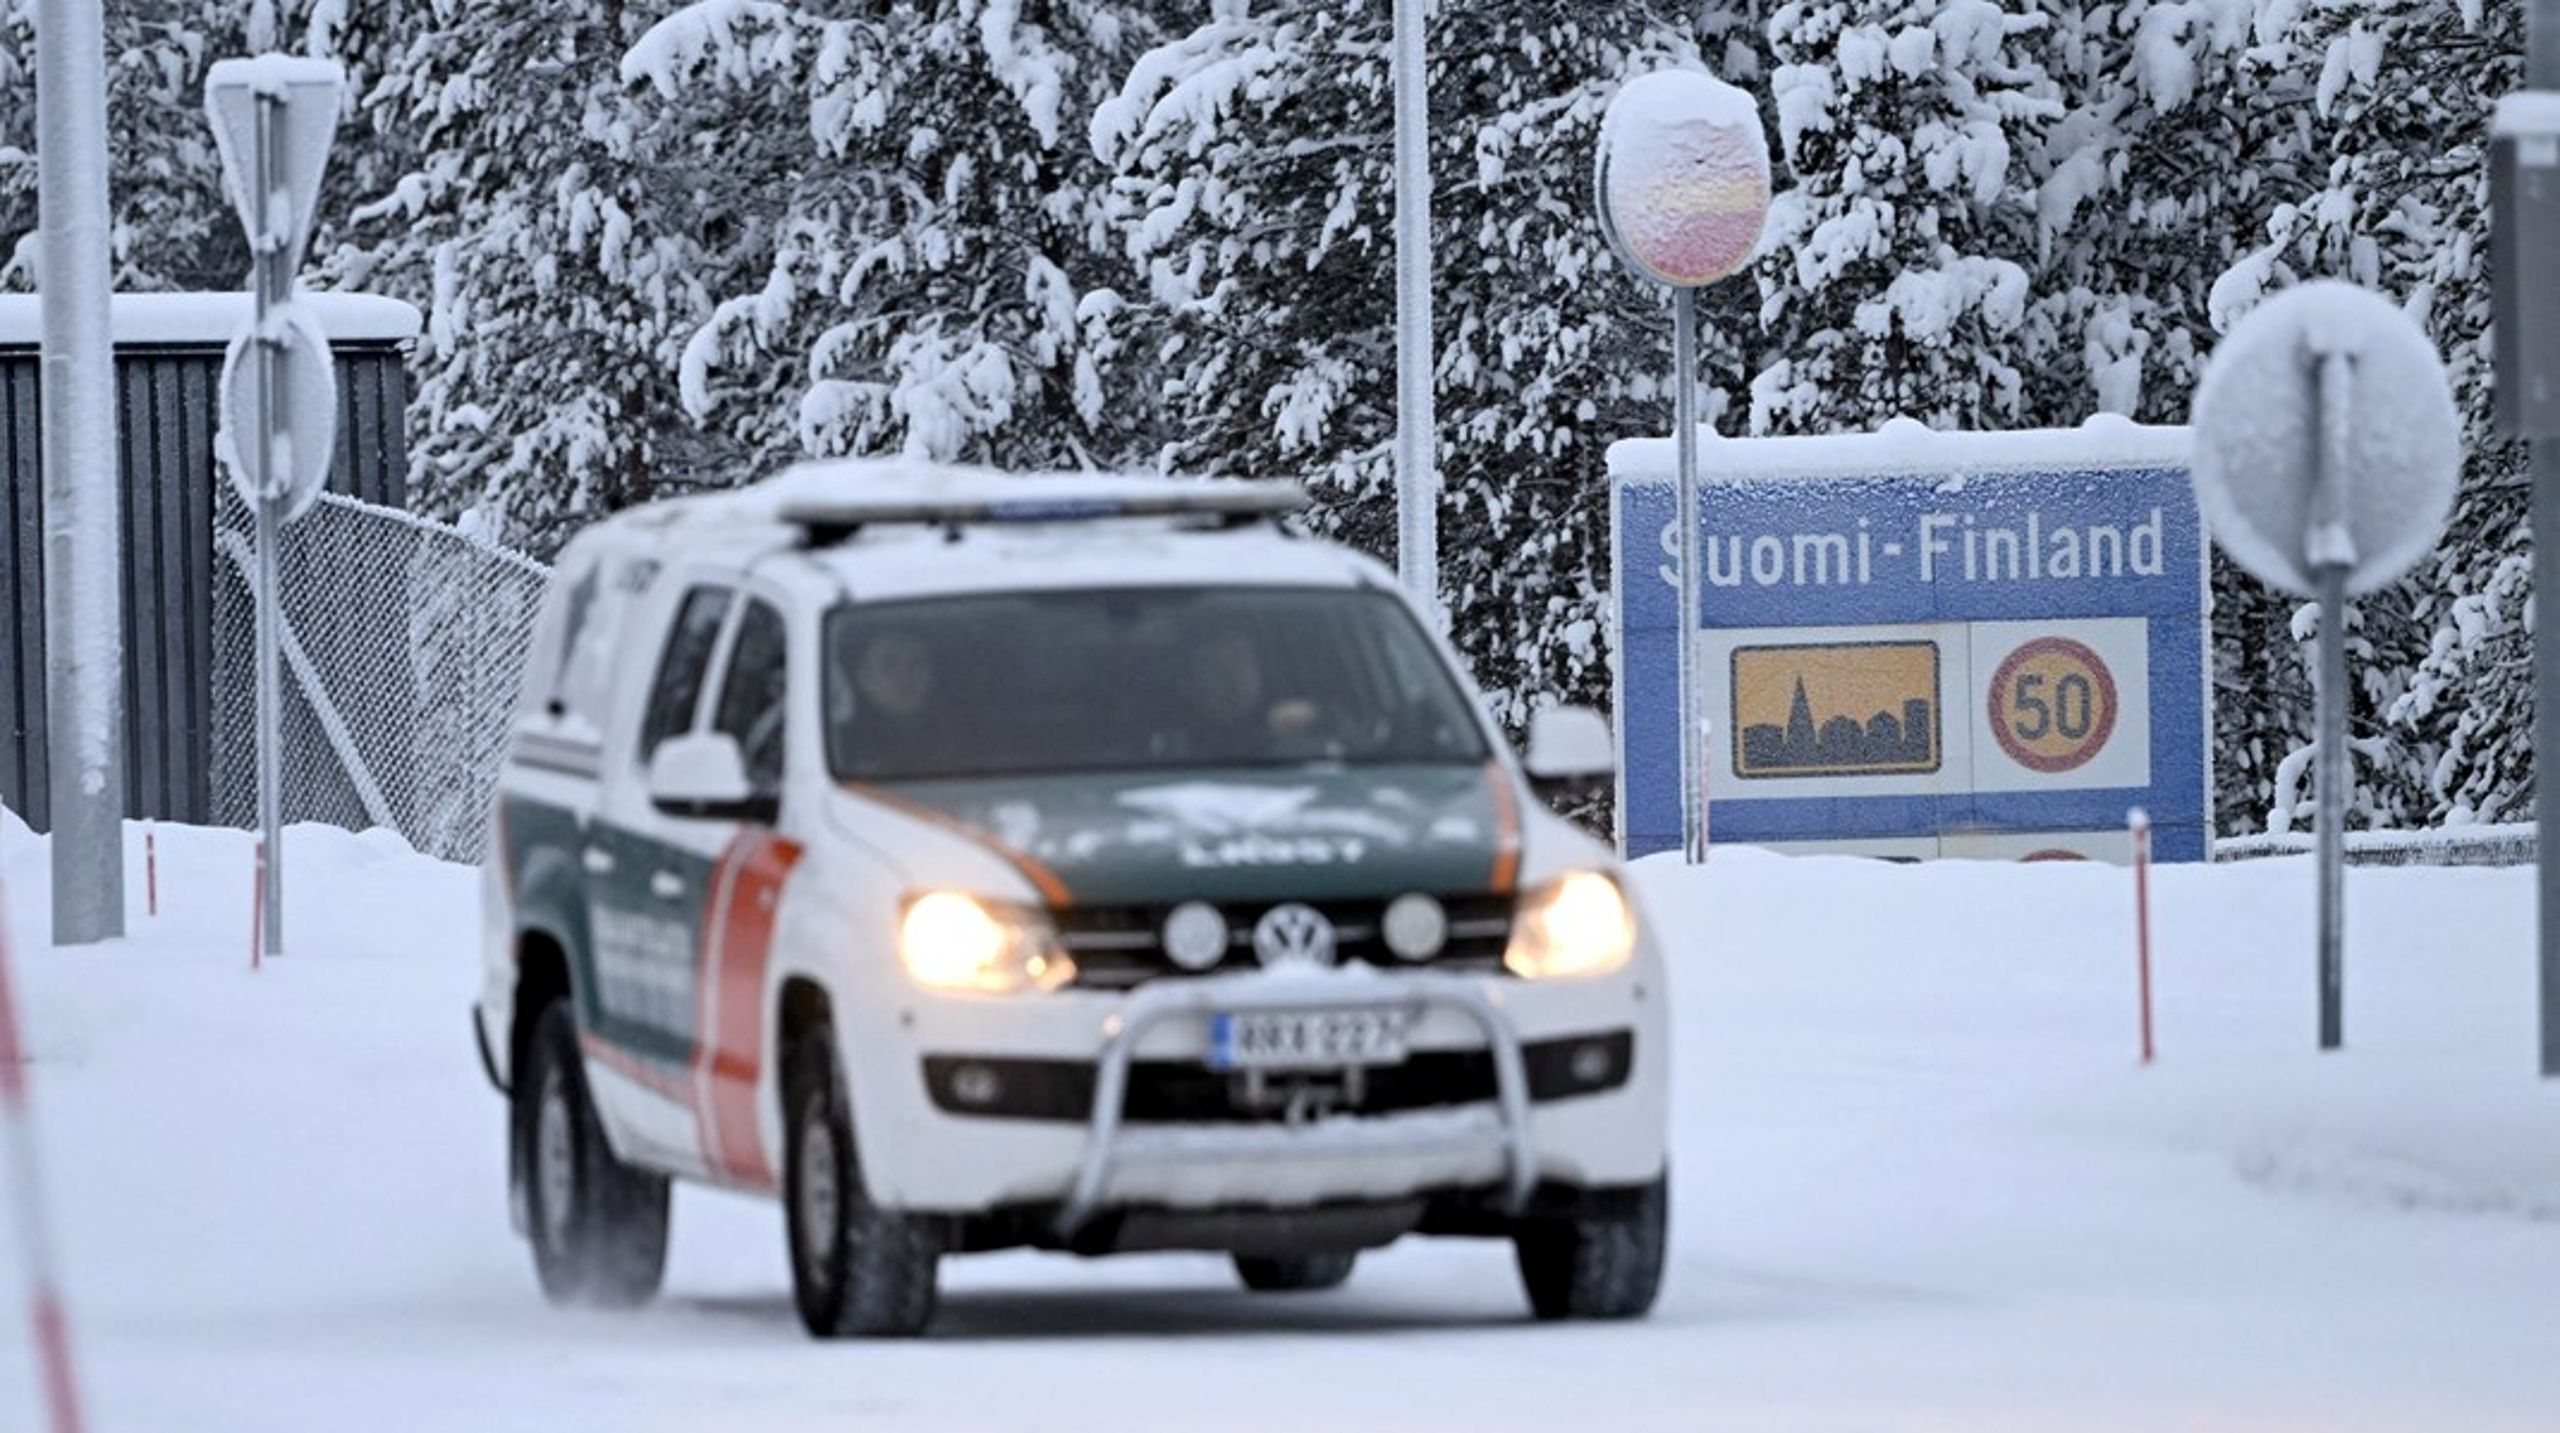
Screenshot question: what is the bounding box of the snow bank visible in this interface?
[3,825,2556,1429]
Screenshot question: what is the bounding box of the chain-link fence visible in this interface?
[212,487,548,863]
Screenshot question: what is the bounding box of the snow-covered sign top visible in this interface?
[1594,68,1770,289]
[2189,281,2459,598]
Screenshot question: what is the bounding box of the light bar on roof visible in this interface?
[778,481,1308,533]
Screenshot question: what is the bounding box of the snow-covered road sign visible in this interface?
[217,302,337,518]
[2191,282,2459,599]
[207,54,346,960]
[2189,280,2458,1053]
[1594,64,1771,867]
[205,57,342,274]
[1609,418,2210,863]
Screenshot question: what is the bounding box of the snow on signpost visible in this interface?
[1595,67,1770,867]
[205,55,347,959]
[2191,280,2460,1053]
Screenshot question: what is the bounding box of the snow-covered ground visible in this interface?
[4,813,2557,1430]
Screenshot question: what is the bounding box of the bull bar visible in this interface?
[1055,969,1538,1238]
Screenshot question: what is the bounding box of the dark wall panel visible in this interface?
[113,353,219,822]
[0,340,408,833]
[1,358,45,832]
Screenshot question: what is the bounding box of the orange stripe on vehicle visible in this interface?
[580,1033,691,1103]
[686,841,737,1179]
[842,781,1073,907]
[1485,762,1523,895]
[700,832,800,1192]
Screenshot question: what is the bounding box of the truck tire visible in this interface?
[783,1026,940,1337]
[1512,1176,1666,1321]
[515,1001,670,1308]
[1233,1251,1358,1292]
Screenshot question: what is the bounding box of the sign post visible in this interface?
[2190,281,2459,1052]
[1595,68,1770,864]
[206,57,345,957]
[2495,4,2560,1078]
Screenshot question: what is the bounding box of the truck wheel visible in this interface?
[515,1001,669,1308]
[783,1026,940,1337]
[1512,1176,1666,1321]
[1233,1251,1357,1292]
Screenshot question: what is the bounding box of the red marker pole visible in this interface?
[0,875,91,1433]
[2130,808,2156,1066]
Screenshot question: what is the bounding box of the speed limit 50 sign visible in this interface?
[1609,420,2209,862]
[1988,636,2118,773]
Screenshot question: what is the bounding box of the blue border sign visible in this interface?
[1609,421,2211,863]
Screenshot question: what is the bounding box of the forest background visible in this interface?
[0,0,2527,835]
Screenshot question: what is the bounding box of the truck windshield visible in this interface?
[823,587,1491,782]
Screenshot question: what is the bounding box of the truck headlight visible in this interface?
[899,891,1075,994]
[1503,871,1637,979]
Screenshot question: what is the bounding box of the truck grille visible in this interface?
[922,1031,1633,1123]
[1053,894,1514,988]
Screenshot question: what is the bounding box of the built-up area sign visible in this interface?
[1610,419,2210,864]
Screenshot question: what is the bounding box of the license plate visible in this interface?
[1208,1008,1413,1071]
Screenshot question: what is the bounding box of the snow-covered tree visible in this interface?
[618,0,1166,479]
[1098,0,1754,729]
[2024,1,2326,833]
[328,0,778,550]
[3,0,2545,840]
[1751,0,2063,435]
[2229,0,2530,829]
[0,1,415,294]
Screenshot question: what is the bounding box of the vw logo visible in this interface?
[1251,902,1337,969]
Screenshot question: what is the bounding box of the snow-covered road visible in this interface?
[4,816,2557,1431]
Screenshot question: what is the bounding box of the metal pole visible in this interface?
[1674,288,1704,864]
[2313,565,2348,1050]
[2529,0,2560,1078]
[1391,0,1438,624]
[253,93,285,957]
[35,0,125,948]
[2309,346,2358,1052]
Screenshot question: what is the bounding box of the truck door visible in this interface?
[580,582,735,1177]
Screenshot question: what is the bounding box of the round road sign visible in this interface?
[217,301,339,522]
[2190,281,2460,597]
[1594,68,1771,289]
[1988,636,2119,774]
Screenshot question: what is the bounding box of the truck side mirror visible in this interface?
[647,733,777,824]
[1524,705,1615,797]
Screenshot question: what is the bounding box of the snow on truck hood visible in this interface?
[839,763,1523,908]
